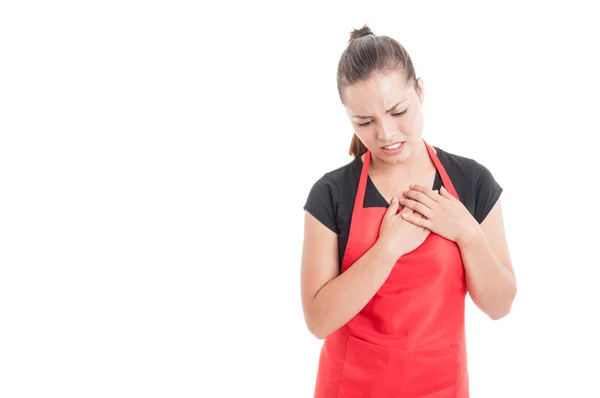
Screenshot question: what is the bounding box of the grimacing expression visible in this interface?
[343,71,425,164]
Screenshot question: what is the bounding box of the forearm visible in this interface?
[458,226,516,320]
[308,241,398,339]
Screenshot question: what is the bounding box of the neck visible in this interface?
[369,140,430,177]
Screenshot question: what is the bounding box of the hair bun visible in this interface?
[349,25,374,43]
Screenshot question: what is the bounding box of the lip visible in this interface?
[380,141,405,156]
[380,141,404,149]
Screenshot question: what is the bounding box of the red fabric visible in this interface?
[314,141,469,397]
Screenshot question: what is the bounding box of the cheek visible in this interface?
[401,112,422,135]
[355,130,373,146]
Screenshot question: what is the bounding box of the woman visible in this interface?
[300,25,516,397]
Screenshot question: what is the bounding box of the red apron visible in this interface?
[314,141,469,398]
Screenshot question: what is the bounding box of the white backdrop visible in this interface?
[1,1,599,397]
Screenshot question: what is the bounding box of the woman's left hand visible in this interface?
[400,184,480,243]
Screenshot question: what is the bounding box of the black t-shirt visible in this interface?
[303,146,503,270]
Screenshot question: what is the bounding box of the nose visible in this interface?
[376,119,396,141]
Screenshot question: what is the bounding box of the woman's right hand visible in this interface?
[378,196,430,259]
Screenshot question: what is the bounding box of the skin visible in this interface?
[301,70,516,340]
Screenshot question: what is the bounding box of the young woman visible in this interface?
[300,25,516,397]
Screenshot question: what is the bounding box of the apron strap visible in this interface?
[423,140,459,199]
[354,139,459,216]
[353,150,371,214]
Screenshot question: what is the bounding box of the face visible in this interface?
[343,70,425,165]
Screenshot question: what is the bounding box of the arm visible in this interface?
[457,199,516,320]
[401,183,517,320]
[300,211,398,339]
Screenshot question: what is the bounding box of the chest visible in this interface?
[368,170,439,204]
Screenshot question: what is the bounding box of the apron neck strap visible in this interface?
[354,139,459,214]
[423,141,459,199]
[355,149,372,212]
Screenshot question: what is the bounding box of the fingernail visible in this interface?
[392,196,397,202]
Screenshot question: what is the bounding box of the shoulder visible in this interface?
[434,146,486,176]
[434,146,503,223]
[324,156,362,185]
[303,157,361,233]
[435,146,500,186]
[307,157,358,193]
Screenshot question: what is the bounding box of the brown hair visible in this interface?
[337,25,419,157]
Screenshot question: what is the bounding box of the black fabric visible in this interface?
[303,146,503,268]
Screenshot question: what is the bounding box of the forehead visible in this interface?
[343,71,412,112]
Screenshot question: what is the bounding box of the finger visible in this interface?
[414,209,427,219]
[397,204,413,219]
[402,211,430,228]
[407,184,440,204]
[400,198,432,218]
[407,185,439,202]
[386,196,400,217]
[404,187,437,208]
[440,186,456,200]
[411,210,424,220]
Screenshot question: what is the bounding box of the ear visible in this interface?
[416,77,425,103]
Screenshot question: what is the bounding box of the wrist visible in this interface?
[456,223,484,247]
[375,238,405,263]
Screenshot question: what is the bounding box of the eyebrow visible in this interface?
[352,100,407,119]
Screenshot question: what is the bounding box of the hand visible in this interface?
[378,196,431,258]
[400,184,480,243]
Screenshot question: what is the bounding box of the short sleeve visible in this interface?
[474,162,503,224]
[303,175,340,234]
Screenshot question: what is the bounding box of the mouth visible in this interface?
[381,141,404,150]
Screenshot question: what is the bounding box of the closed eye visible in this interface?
[357,110,407,127]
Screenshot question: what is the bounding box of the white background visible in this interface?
[1,1,599,397]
